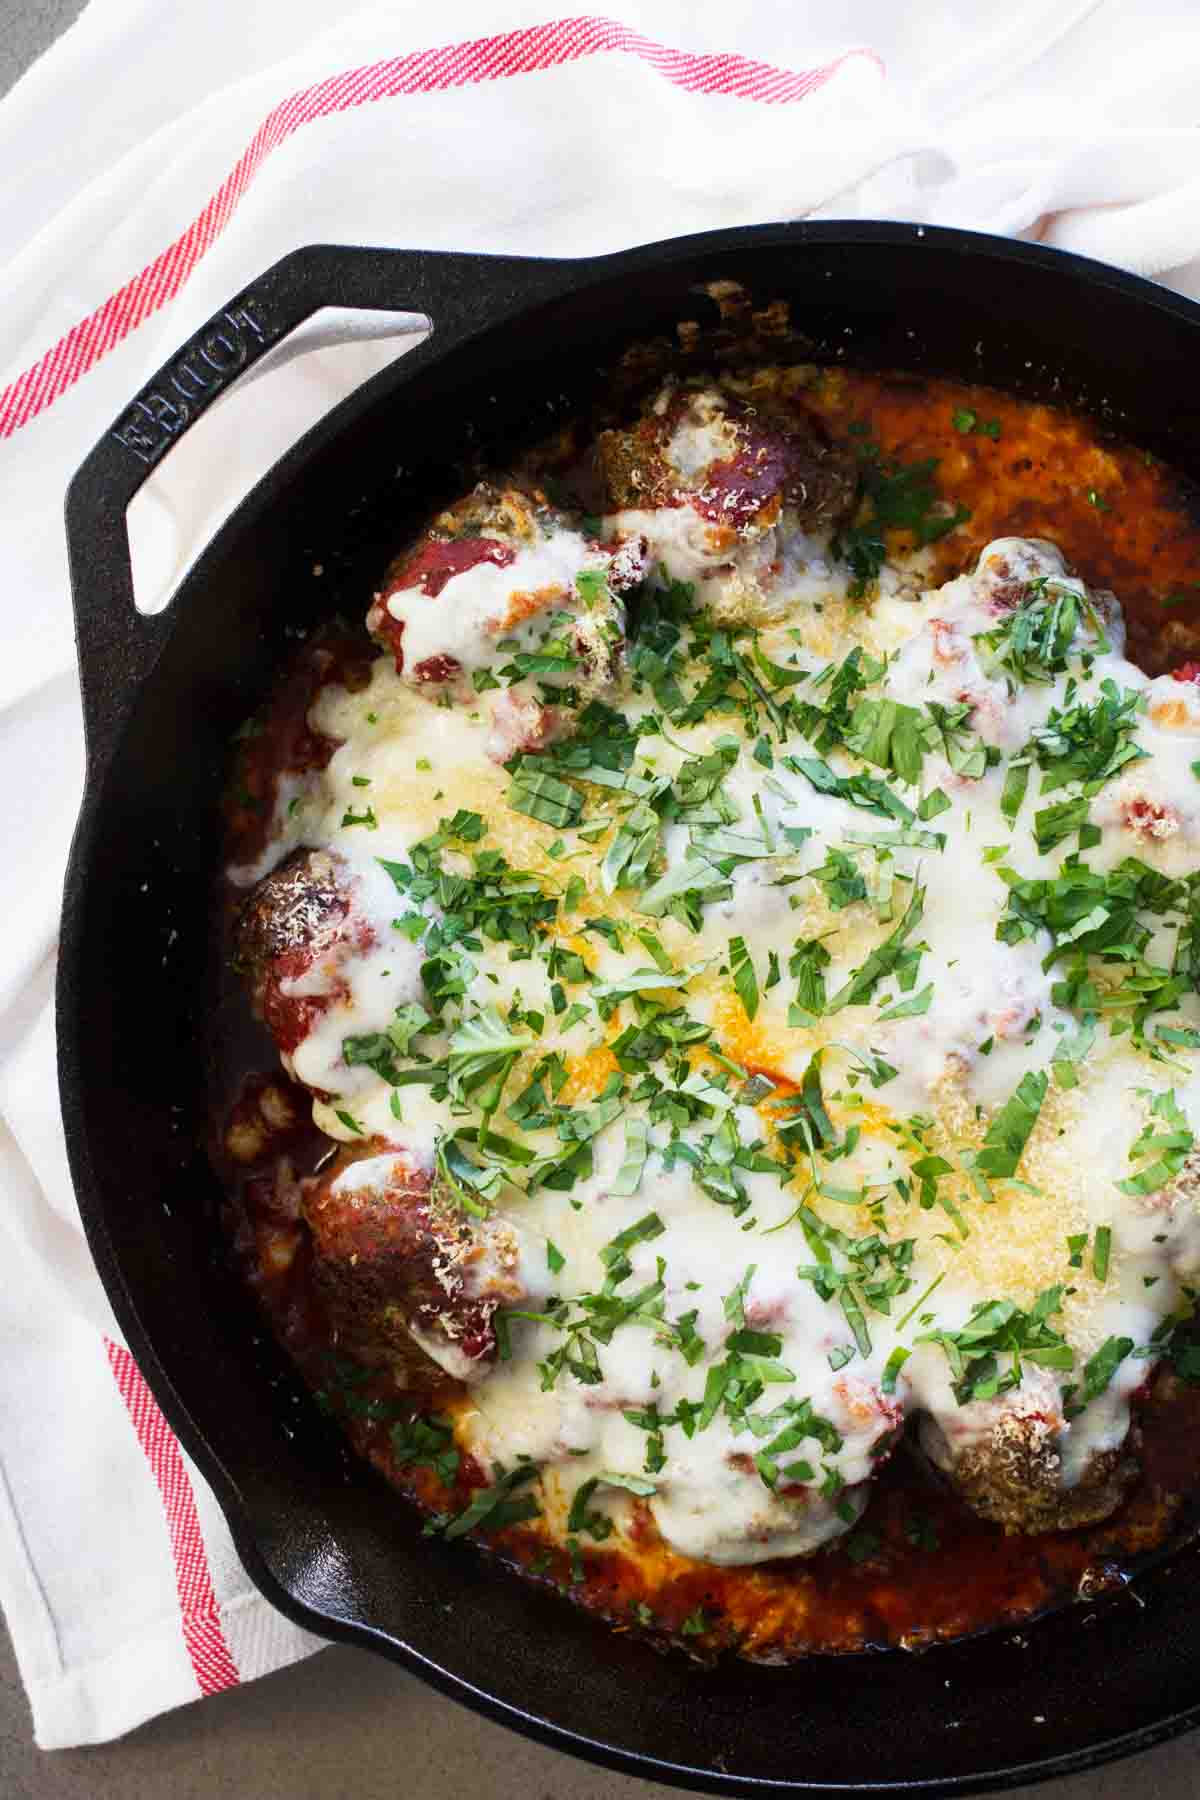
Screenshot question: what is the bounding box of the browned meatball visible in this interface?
[918,1381,1137,1534]
[365,483,629,744]
[597,381,857,536]
[301,1147,528,1379]
[236,849,371,1061]
[236,846,428,1106]
[225,634,375,879]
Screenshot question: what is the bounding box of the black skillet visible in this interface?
[58,223,1200,1796]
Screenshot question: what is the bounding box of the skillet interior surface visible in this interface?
[58,224,1200,1796]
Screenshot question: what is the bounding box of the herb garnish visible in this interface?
[962,1069,1047,1196]
[1117,1089,1194,1195]
[917,1286,1073,1404]
[834,455,970,597]
[440,1463,542,1540]
[975,577,1108,684]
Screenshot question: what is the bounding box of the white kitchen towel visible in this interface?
[3,0,1200,1751]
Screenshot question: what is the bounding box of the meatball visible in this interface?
[366,483,628,756]
[918,1370,1137,1534]
[972,536,1070,613]
[969,536,1126,656]
[237,848,365,1059]
[597,380,857,625]
[301,1147,530,1380]
[598,381,855,535]
[236,847,424,1096]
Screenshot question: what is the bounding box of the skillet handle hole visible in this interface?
[127,308,430,617]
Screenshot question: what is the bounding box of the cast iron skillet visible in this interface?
[58,223,1200,1796]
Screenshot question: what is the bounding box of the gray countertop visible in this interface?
[2,1609,1199,1800]
[0,0,86,99]
[5,5,1200,1796]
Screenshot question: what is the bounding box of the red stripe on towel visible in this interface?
[104,1339,240,1696]
[0,22,881,438]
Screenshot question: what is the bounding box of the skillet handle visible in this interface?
[63,242,580,766]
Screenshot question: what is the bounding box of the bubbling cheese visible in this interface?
[243,532,1200,1567]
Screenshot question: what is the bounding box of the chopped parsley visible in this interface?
[1117,1089,1194,1195]
[1029,681,1144,796]
[729,935,759,1021]
[1063,1335,1133,1420]
[976,577,1107,685]
[997,855,1180,973]
[439,1464,542,1540]
[446,1007,530,1117]
[964,1069,1047,1193]
[952,408,1001,439]
[506,765,583,828]
[681,1605,714,1636]
[390,1413,460,1486]
[1033,795,1092,854]
[825,883,925,1013]
[1092,1224,1112,1282]
[917,1286,1074,1405]
[834,455,970,597]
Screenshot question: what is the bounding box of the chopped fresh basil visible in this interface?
[825,884,925,1013]
[1118,1089,1194,1195]
[442,1464,542,1540]
[507,765,583,827]
[917,1286,1073,1405]
[729,935,759,1021]
[1093,1224,1112,1282]
[966,1069,1048,1187]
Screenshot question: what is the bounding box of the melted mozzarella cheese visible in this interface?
[284,850,427,1103]
[384,529,603,678]
[242,534,1200,1567]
